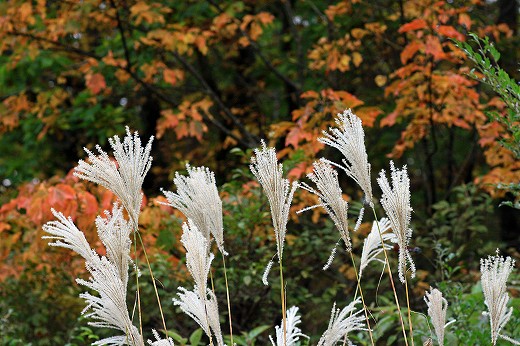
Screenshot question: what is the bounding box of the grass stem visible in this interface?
[371,206,409,346]
[222,256,234,346]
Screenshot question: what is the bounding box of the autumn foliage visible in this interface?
[0,0,519,343]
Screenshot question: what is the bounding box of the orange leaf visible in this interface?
[335,91,364,109]
[458,13,471,30]
[86,73,106,95]
[398,19,427,33]
[286,126,302,148]
[163,69,177,85]
[436,25,465,41]
[157,109,179,139]
[19,3,33,23]
[381,111,399,127]
[300,90,319,99]
[425,35,445,60]
[400,41,423,64]
[357,107,382,127]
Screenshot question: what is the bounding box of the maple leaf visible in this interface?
[163,69,178,85]
[86,73,106,95]
[400,41,424,64]
[458,13,472,30]
[398,18,428,33]
[157,109,179,138]
[425,35,445,60]
[436,25,465,41]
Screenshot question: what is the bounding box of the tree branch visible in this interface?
[207,0,302,94]
[7,30,251,147]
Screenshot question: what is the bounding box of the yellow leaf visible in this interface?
[352,52,363,67]
[375,75,387,87]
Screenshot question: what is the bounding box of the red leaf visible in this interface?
[381,111,399,127]
[400,41,423,64]
[425,35,445,60]
[398,19,427,33]
[86,73,106,95]
[286,126,302,148]
[436,25,465,41]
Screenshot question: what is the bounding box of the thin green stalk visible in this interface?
[203,292,215,346]
[132,227,144,340]
[371,206,409,346]
[135,225,168,336]
[222,256,234,346]
[279,255,287,346]
[210,269,215,293]
[349,252,375,345]
[404,277,415,346]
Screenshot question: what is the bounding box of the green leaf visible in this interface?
[189,328,203,346]
[165,330,188,344]
[246,324,271,340]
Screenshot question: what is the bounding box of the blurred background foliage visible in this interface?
[0,0,519,344]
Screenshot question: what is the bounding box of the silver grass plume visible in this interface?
[74,127,153,229]
[269,306,308,346]
[424,288,452,346]
[299,159,351,252]
[250,141,298,262]
[42,208,98,263]
[43,209,143,345]
[480,251,518,345]
[180,220,214,296]
[376,161,415,283]
[95,203,133,288]
[173,287,212,338]
[317,298,366,346]
[359,218,396,278]
[162,164,226,255]
[148,329,175,346]
[78,255,144,346]
[173,221,225,346]
[173,287,224,346]
[318,109,373,207]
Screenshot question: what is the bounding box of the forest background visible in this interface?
[0,0,519,345]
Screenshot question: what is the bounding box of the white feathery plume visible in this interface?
[162,164,226,255]
[376,161,415,283]
[95,203,133,288]
[172,287,225,346]
[322,243,338,271]
[173,287,212,340]
[262,259,274,286]
[250,140,299,262]
[359,218,395,278]
[206,289,225,346]
[424,287,451,346]
[148,329,175,346]
[78,255,144,346]
[269,306,308,346]
[43,209,142,345]
[174,220,225,346]
[480,251,517,345]
[42,208,97,262]
[180,220,214,296]
[74,127,153,228]
[299,159,351,252]
[317,298,367,346]
[318,109,373,207]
